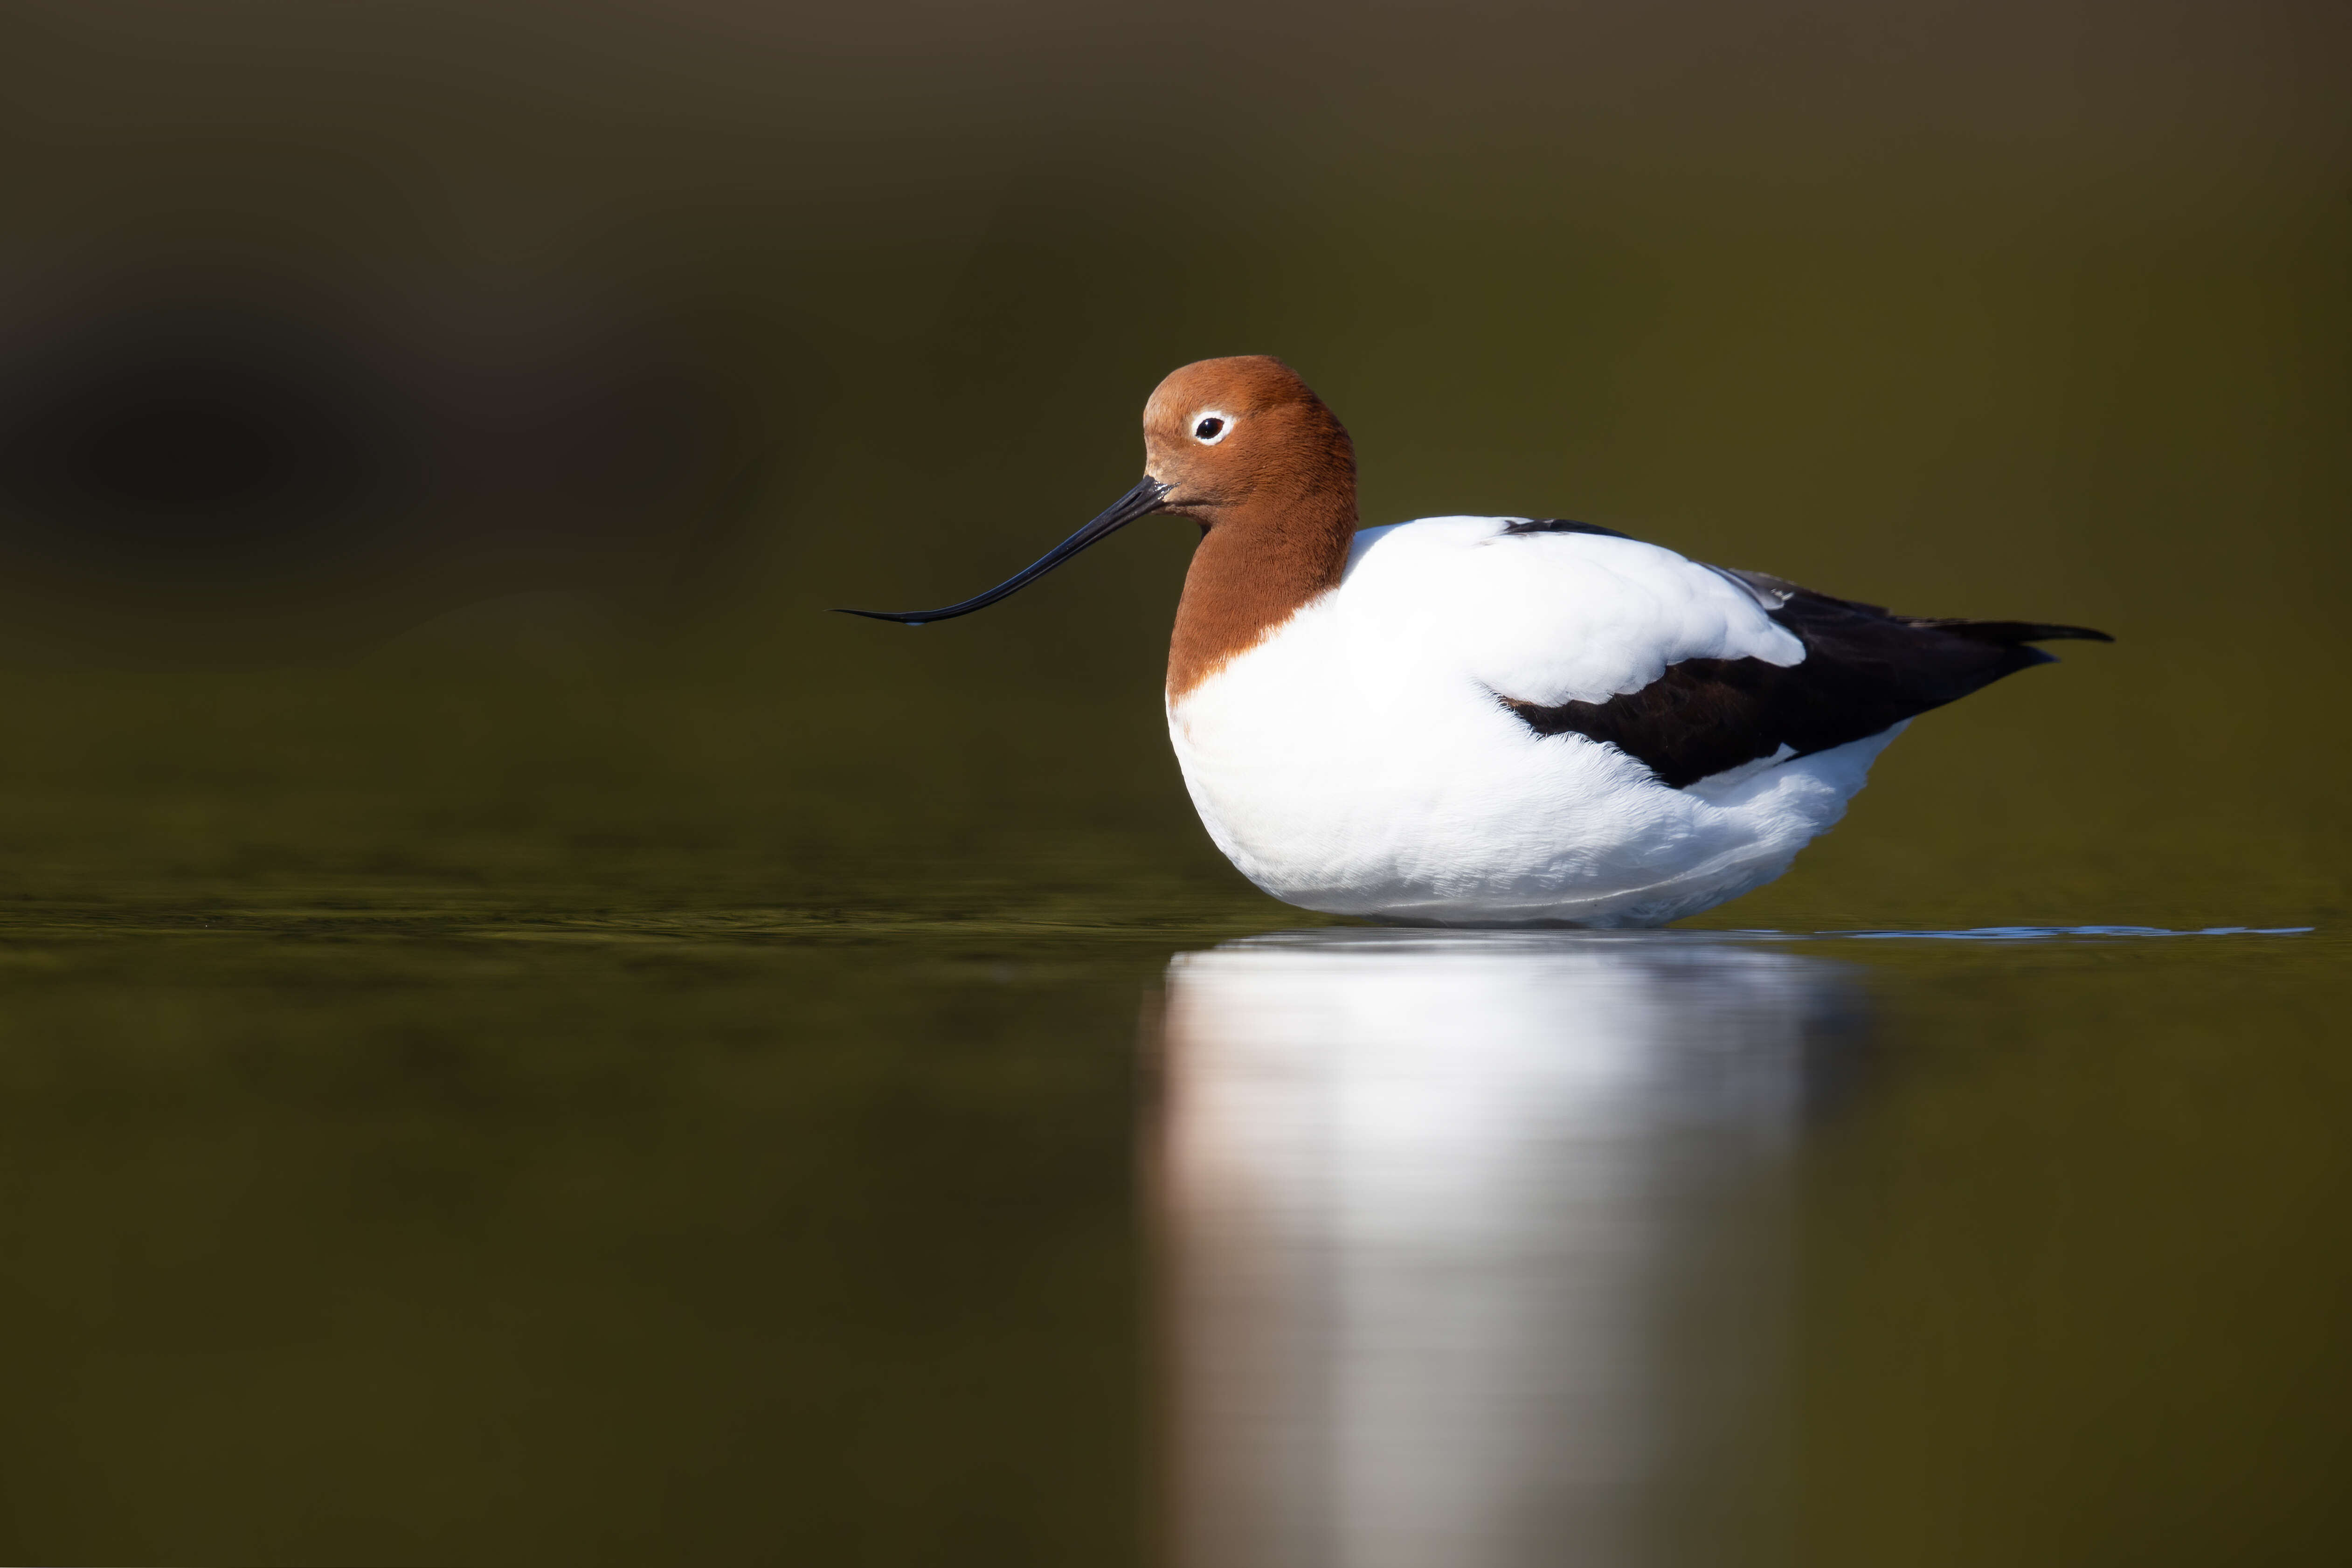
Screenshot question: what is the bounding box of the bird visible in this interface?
[843,356,2110,927]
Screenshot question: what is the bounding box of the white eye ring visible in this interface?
[1191,411,1234,444]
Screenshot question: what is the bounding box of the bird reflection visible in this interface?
[1154,930,1866,1568]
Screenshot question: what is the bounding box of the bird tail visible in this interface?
[1902,618,2112,671]
[1907,618,2114,645]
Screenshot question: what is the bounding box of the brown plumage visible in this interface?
[837,353,2113,926]
[1143,357,1360,700]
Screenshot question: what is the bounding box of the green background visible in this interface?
[0,1,2345,1562]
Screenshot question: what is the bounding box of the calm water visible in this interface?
[4,4,2345,1561]
[0,881,2341,1566]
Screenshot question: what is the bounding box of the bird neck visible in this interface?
[1166,482,1358,703]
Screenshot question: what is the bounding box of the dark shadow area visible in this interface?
[0,265,779,659]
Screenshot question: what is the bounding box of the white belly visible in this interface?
[1166,603,1899,928]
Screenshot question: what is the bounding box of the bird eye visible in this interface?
[1192,414,1231,444]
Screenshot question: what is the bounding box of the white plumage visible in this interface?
[1166,518,1898,927]
[850,355,2103,926]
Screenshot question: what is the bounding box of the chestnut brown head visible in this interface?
[1142,356,1356,527]
[838,355,1354,626]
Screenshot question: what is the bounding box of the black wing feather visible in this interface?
[1495,532,2111,789]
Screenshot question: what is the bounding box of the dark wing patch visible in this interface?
[1500,518,1633,539]
[1501,576,2111,789]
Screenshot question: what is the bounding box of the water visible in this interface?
[1156,927,2350,1568]
[0,884,2341,1565]
[1,4,2344,1560]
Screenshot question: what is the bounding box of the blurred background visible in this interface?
[0,0,2342,922]
[0,1,2345,1563]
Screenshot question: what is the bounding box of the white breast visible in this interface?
[1166,517,1898,927]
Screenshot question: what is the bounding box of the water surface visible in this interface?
[0,892,2340,1565]
[0,4,2344,1560]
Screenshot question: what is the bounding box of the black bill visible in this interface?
[837,476,1173,625]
